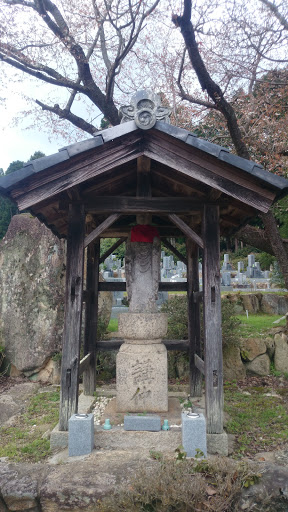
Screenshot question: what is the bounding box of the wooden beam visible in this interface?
[99,237,127,264]
[187,240,203,397]
[168,214,204,249]
[194,354,205,375]
[162,238,187,266]
[86,197,205,214]
[202,204,224,434]
[83,241,100,395]
[59,203,85,431]
[84,214,121,248]
[97,281,188,292]
[137,156,151,197]
[193,291,203,303]
[79,352,92,375]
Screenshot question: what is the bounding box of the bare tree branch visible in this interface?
[35,99,97,134]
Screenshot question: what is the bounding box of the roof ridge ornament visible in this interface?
[119,90,171,130]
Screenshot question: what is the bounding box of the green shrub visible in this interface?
[162,296,240,349]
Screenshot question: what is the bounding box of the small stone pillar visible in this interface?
[116,219,168,412]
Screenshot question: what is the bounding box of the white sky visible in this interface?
[0,92,76,172]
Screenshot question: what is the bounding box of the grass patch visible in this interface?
[107,318,118,332]
[224,381,288,457]
[236,314,286,337]
[0,388,60,462]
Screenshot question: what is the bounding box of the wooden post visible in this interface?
[59,203,85,431]
[186,239,202,397]
[83,240,100,395]
[202,204,223,434]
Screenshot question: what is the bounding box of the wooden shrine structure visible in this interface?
[1,91,288,433]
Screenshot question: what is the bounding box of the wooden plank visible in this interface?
[202,204,224,434]
[187,240,203,397]
[169,214,204,249]
[84,214,121,248]
[83,241,100,395]
[86,196,205,213]
[99,237,127,264]
[194,354,205,375]
[79,352,92,375]
[97,281,188,292]
[96,339,189,351]
[161,238,187,265]
[137,155,151,197]
[59,203,85,431]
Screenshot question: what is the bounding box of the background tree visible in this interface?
[0,151,45,239]
[173,0,288,287]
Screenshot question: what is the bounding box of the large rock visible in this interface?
[241,294,261,313]
[0,214,65,375]
[261,294,288,314]
[223,345,246,381]
[240,337,267,361]
[245,353,270,376]
[274,333,288,373]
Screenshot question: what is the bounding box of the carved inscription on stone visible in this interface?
[131,358,154,385]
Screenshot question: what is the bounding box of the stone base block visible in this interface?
[118,312,167,342]
[206,432,229,456]
[124,415,161,431]
[68,413,94,457]
[182,412,207,458]
[116,343,168,412]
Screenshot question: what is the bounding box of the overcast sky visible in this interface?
[0,74,96,172]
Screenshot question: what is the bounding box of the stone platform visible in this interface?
[50,392,229,456]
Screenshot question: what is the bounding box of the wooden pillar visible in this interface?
[186,239,202,397]
[202,204,223,434]
[59,204,85,431]
[83,240,100,395]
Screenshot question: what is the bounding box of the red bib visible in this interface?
[130,225,160,243]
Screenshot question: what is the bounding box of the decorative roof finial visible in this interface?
[119,90,171,129]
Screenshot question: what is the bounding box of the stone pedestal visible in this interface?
[116,232,168,413]
[116,343,168,412]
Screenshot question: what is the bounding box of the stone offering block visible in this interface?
[124,414,161,431]
[182,412,207,458]
[68,413,94,457]
[116,343,168,412]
